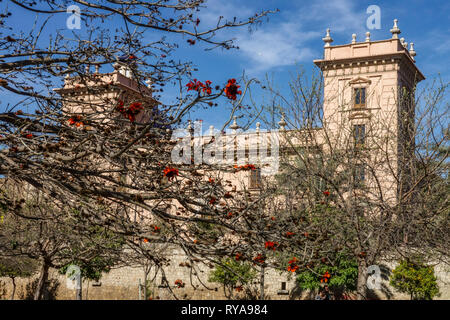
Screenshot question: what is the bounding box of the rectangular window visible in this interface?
[353,124,366,147]
[354,87,366,108]
[354,163,366,185]
[249,168,262,189]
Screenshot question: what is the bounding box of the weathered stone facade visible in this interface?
[1,247,449,300]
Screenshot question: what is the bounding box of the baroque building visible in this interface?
[3,20,447,300]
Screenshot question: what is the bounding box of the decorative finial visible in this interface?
[278,113,287,131]
[409,42,416,61]
[85,65,90,74]
[230,116,239,130]
[187,120,192,132]
[95,64,100,73]
[145,79,152,89]
[256,122,260,133]
[390,19,401,39]
[400,37,408,49]
[209,125,214,136]
[365,32,371,42]
[352,33,357,44]
[322,28,333,47]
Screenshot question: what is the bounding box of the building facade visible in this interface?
[2,20,448,300]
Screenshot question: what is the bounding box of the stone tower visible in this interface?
[55,63,155,125]
[313,20,425,202]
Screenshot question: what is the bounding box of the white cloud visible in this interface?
[235,22,319,73]
[197,0,253,29]
[304,0,366,36]
[198,0,368,73]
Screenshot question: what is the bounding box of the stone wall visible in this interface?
[1,248,449,300]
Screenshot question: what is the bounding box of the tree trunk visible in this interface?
[76,277,82,300]
[260,265,265,300]
[356,260,367,300]
[85,280,89,300]
[34,261,49,300]
[10,277,16,300]
[143,271,148,300]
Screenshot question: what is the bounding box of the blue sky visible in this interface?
[183,0,450,128]
[1,0,449,130]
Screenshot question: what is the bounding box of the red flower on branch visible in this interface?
[153,226,160,233]
[186,79,212,95]
[22,132,33,139]
[235,286,243,292]
[209,196,216,205]
[320,271,331,283]
[163,167,179,181]
[224,78,242,100]
[115,100,144,122]
[287,257,299,273]
[323,191,330,196]
[234,164,256,171]
[68,115,84,127]
[235,253,242,261]
[264,241,279,251]
[174,279,185,288]
[253,254,265,264]
[203,80,212,95]
[116,99,125,112]
[285,232,295,237]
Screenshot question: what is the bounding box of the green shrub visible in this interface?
[209,258,256,296]
[390,259,439,300]
[295,253,358,297]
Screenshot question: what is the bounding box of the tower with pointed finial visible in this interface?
[55,61,155,123]
[313,19,424,202]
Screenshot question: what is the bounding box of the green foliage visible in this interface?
[390,259,440,300]
[209,258,256,288]
[295,253,358,294]
[60,256,113,282]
